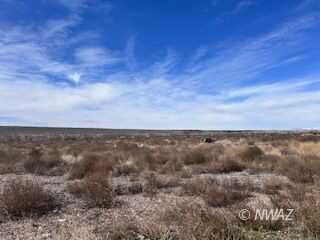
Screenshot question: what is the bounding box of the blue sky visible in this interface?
[0,0,319,129]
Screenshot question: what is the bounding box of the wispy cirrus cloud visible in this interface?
[75,47,122,67]
[183,14,319,90]
[0,1,320,129]
[232,0,256,14]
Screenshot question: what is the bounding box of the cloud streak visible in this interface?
[0,3,319,129]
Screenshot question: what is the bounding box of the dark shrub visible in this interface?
[68,176,114,208]
[0,178,57,219]
[114,182,143,195]
[24,147,64,175]
[143,172,158,198]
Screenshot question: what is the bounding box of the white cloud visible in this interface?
[68,72,81,84]
[75,47,122,66]
[0,8,320,129]
[1,74,320,129]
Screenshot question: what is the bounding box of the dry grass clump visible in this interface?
[262,178,285,195]
[23,147,65,176]
[0,148,21,164]
[153,175,181,189]
[114,182,143,195]
[289,183,308,202]
[99,220,139,240]
[159,158,183,174]
[239,145,264,162]
[209,157,246,174]
[296,195,320,238]
[113,161,139,176]
[257,154,282,172]
[277,155,319,183]
[123,146,157,172]
[289,185,320,238]
[182,178,209,196]
[0,178,57,219]
[179,166,192,178]
[68,152,114,180]
[0,148,22,174]
[68,176,114,208]
[98,217,174,240]
[161,203,245,240]
[182,148,207,165]
[142,171,180,197]
[204,183,250,207]
[238,207,288,233]
[182,178,250,207]
[142,171,158,198]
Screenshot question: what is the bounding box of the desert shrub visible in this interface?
[258,154,282,172]
[143,172,158,198]
[161,203,245,240]
[304,155,320,176]
[210,143,226,155]
[114,182,143,195]
[153,148,178,165]
[24,147,43,173]
[139,223,177,240]
[159,158,183,174]
[190,164,211,174]
[23,147,64,175]
[68,176,114,208]
[239,145,264,162]
[156,175,180,189]
[0,148,21,164]
[98,218,175,240]
[125,147,156,171]
[262,178,285,195]
[182,149,207,165]
[182,178,250,207]
[203,183,250,207]
[289,183,308,202]
[103,222,139,240]
[0,148,22,174]
[113,161,139,177]
[182,178,209,196]
[68,152,114,180]
[296,195,320,238]
[278,155,314,183]
[180,166,192,178]
[280,147,299,157]
[0,178,57,219]
[0,164,17,174]
[209,157,246,174]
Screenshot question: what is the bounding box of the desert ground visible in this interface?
[0,127,320,239]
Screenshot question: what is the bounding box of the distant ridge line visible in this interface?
[0,126,318,137]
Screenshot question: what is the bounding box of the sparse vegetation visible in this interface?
[1,131,320,239]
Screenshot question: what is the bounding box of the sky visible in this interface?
[0,0,320,130]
